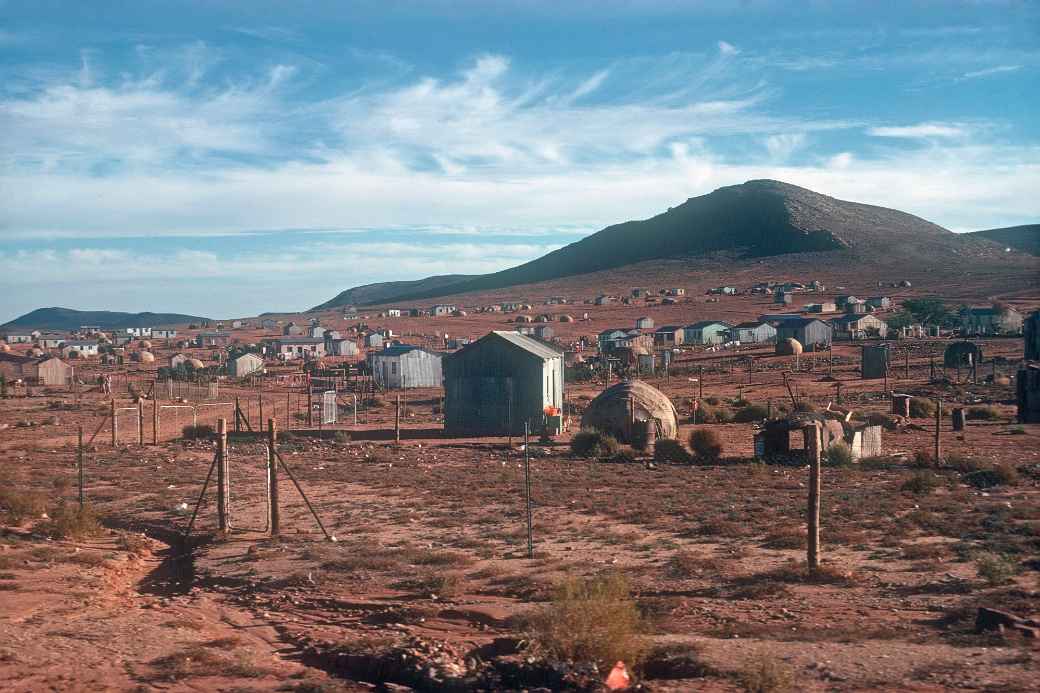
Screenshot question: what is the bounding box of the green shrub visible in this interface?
[965,405,1002,421]
[910,450,936,469]
[901,472,939,495]
[824,441,853,467]
[608,449,637,464]
[738,654,793,693]
[181,424,215,440]
[689,429,723,462]
[733,404,769,423]
[654,438,690,464]
[964,465,1018,489]
[908,397,935,418]
[525,572,647,669]
[695,402,733,424]
[570,429,619,458]
[975,552,1017,586]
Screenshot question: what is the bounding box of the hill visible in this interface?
[1,307,208,332]
[316,179,997,307]
[967,224,1040,256]
[312,274,476,311]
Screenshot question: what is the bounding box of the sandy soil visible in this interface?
[2,274,1039,691]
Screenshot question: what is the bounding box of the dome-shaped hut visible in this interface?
[559,314,575,323]
[140,340,153,349]
[137,351,156,363]
[581,380,679,443]
[775,338,803,356]
[0,343,10,353]
[187,358,204,369]
[944,341,982,369]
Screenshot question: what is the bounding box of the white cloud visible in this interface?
[718,41,739,56]
[867,122,968,139]
[763,133,806,161]
[962,64,1022,79]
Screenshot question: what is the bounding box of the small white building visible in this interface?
[328,339,359,357]
[230,352,265,378]
[271,337,326,361]
[430,304,457,317]
[4,333,33,344]
[369,345,443,389]
[635,316,654,330]
[61,340,99,358]
[125,327,153,337]
[152,329,178,338]
[366,333,384,350]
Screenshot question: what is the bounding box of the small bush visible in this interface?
[733,404,769,423]
[975,552,1017,586]
[945,454,988,474]
[689,429,723,462]
[181,424,215,440]
[762,526,804,550]
[694,402,732,423]
[901,472,939,496]
[43,501,101,539]
[570,429,619,458]
[664,550,710,579]
[332,431,351,444]
[738,654,793,693]
[525,572,646,669]
[654,438,690,464]
[908,397,936,418]
[824,441,853,467]
[910,450,936,469]
[608,449,636,464]
[965,405,1002,421]
[793,401,816,413]
[0,488,49,524]
[964,465,1018,489]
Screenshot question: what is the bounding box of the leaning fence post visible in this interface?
[806,421,822,572]
[268,418,279,537]
[111,398,117,447]
[77,425,85,508]
[217,418,228,534]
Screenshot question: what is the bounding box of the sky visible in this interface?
[1,1,1038,322]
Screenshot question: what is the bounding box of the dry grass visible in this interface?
[525,572,647,669]
[42,502,101,539]
[737,654,794,692]
[149,645,268,682]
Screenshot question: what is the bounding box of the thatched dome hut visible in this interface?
[137,351,155,363]
[559,315,575,323]
[776,338,803,356]
[581,380,679,443]
[188,358,205,369]
[140,340,153,349]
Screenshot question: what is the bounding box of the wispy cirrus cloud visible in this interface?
[867,122,969,139]
[962,64,1022,79]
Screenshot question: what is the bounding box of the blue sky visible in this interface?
[1,1,1038,322]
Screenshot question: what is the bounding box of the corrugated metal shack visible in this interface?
[443,331,564,435]
[369,345,443,389]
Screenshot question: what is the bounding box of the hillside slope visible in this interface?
[319,179,993,306]
[2,307,207,331]
[967,224,1039,256]
[312,274,476,311]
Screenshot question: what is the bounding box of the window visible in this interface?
[391,362,397,375]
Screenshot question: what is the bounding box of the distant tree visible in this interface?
[899,298,956,327]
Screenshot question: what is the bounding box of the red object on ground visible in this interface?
[605,660,631,690]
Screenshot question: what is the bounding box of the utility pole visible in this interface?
[524,421,533,559]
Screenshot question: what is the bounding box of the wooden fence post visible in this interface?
[138,399,144,446]
[268,418,279,537]
[153,398,159,445]
[111,399,117,447]
[77,426,84,508]
[934,398,943,462]
[395,394,401,444]
[217,418,228,534]
[806,422,822,572]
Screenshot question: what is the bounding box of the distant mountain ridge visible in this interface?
[312,274,476,311]
[2,307,207,332]
[967,224,1039,256]
[315,179,996,308]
